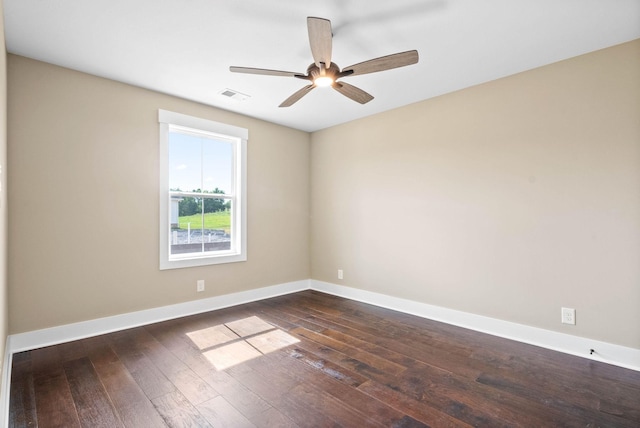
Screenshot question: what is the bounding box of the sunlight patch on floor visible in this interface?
[246,328,300,354]
[203,340,262,370]
[186,316,300,371]
[186,324,239,350]
[226,316,274,337]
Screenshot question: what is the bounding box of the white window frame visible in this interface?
[159,109,247,270]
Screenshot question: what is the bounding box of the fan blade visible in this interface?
[342,50,419,76]
[333,81,374,104]
[279,84,315,107]
[307,17,332,68]
[230,66,302,78]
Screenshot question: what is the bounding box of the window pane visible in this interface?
[168,131,204,192]
[170,205,204,256]
[203,198,231,253]
[202,139,233,195]
[169,196,232,257]
[160,110,246,269]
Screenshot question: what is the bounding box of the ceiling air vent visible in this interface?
[219,88,250,102]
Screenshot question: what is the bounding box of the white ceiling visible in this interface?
[4,0,640,132]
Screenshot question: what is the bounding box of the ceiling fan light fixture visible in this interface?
[229,17,419,107]
[314,76,334,87]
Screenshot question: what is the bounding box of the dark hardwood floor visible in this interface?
[9,290,640,427]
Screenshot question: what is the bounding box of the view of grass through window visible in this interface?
[168,127,234,256]
[178,211,231,233]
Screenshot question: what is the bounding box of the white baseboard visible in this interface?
[2,279,311,426]
[311,280,640,372]
[8,279,310,354]
[1,338,11,428]
[2,277,638,427]
[6,278,640,371]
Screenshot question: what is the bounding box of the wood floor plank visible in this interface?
[30,346,64,377]
[63,357,124,427]
[152,390,213,428]
[291,381,383,428]
[106,329,176,401]
[144,316,277,421]
[11,351,31,365]
[295,291,490,352]
[284,293,476,355]
[267,347,413,427]
[599,398,640,423]
[308,290,632,424]
[245,301,325,333]
[113,349,176,400]
[261,299,478,385]
[10,290,640,428]
[9,359,37,428]
[200,370,272,421]
[587,358,640,385]
[145,319,222,378]
[143,314,280,422]
[250,406,298,428]
[284,346,369,387]
[390,365,557,427]
[113,327,219,406]
[86,344,168,428]
[197,395,255,428]
[292,326,407,373]
[290,331,405,385]
[56,340,88,363]
[476,371,640,427]
[262,294,483,378]
[226,363,336,428]
[241,348,370,426]
[390,415,431,428]
[358,380,471,427]
[472,350,640,414]
[32,370,81,428]
[465,335,640,423]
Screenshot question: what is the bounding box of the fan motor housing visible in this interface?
[307,62,340,80]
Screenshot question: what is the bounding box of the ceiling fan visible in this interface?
[230,17,419,107]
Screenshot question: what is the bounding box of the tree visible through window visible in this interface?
[159,110,247,270]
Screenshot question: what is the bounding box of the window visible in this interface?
[159,110,247,269]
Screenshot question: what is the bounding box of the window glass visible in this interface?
[159,110,247,270]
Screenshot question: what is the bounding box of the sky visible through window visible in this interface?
[169,131,233,194]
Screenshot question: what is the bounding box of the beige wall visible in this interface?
[311,40,640,349]
[8,55,310,333]
[6,39,640,351]
[0,0,8,373]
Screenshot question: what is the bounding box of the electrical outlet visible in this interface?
[561,307,575,325]
[197,280,205,292]
[337,269,343,280]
